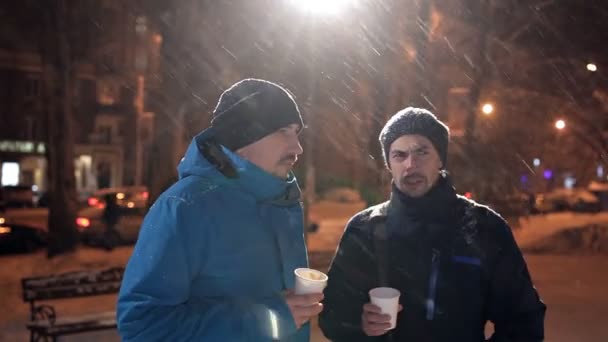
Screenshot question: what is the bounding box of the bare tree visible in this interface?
[12,0,99,256]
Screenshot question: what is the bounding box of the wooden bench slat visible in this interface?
[22,267,124,301]
[22,268,124,338]
[27,311,116,329]
[23,281,121,301]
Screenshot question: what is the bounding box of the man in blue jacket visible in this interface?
[117,79,322,341]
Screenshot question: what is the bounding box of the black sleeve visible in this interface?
[486,219,546,342]
[319,217,384,342]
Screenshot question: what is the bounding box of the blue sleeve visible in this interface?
[116,196,297,341]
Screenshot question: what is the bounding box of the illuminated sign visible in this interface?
[0,140,46,154]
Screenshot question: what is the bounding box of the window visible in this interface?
[1,162,19,186]
[24,74,41,98]
[135,16,147,33]
[102,53,116,70]
[99,125,113,144]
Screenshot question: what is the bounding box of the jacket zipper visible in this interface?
[426,248,440,320]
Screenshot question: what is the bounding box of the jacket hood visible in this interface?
[177,127,300,202]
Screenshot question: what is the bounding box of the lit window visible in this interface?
[1,162,19,186]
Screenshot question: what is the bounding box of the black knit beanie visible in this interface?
[210,78,304,151]
[379,107,450,168]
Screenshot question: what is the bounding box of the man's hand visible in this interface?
[362,303,403,336]
[284,290,324,329]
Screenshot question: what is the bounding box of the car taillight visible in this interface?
[88,197,99,206]
[76,217,90,228]
[464,192,473,199]
[142,191,149,200]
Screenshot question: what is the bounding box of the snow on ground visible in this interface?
[515,212,608,248]
[0,247,131,341]
[1,203,608,341]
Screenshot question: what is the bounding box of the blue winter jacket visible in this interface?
[117,129,309,341]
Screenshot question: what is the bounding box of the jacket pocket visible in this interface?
[448,254,484,318]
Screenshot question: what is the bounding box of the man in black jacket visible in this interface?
[319,107,545,341]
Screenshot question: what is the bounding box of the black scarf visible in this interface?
[386,174,462,245]
[391,173,459,223]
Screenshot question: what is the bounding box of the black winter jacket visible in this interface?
[319,177,546,341]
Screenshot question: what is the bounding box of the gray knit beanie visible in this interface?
[379,107,450,168]
[211,79,304,151]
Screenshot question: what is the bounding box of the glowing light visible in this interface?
[481,103,494,115]
[288,0,349,15]
[88,197,99,207]
[0,217,5,225]
[116,193,125,200]
[587,63,597,72]
[533,158,541,167]
[543,170,553,180]
[555,119,566,130]
[0,226,11,234]
[153,34,163,44]
[127,202,135,208]
[564,176,576,189]
[1,162,19,186]
[76,217,91,228]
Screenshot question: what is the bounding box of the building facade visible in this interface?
[0,1,159,198]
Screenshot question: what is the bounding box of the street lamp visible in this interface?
[287,0,350,239]
[587,63,598,72]
[555,119,566,130]
[288,0,349,15]
[481,103,494,115]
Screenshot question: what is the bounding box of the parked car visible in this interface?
[1,185,35,208]
[86,186,149,210]
[534,188,601,213]
[486,192,531,217]
[0,216,47,254]
[76,203,145,246]
[588,181,608,211]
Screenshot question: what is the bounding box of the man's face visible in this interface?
[236,123,303,179]
[388,134,443,197]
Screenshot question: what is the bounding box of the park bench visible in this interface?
[21,267,124,342]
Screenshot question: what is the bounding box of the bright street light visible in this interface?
[481,103,494,115]
[587,63,598,72]
[288,0,349,15]
[555,119,566,130]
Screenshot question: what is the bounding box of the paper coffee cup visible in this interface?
[294,268,328,295]
[369,287,401,329]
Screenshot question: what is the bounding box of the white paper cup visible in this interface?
[369,287,401,329]
[294,268,328,295]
